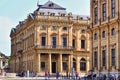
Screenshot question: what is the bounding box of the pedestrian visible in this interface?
[56,71,59,80]
[76,72,78,80]
[47,72,50,79]
[45,71,47,80]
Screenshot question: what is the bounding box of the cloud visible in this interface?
[0,16,16,56]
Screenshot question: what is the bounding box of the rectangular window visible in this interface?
[94,7,98,24]
[41,37,46,46]
[62,62,67,71]
[94,52,98,67]
[111,49,116,66]
[52,37,56,48]
[72,39,75,48]
[81,40,85,49]
[102,3,106,21]
[111,0,115,18]
[102,50,106,67]
[41,62,45,70]
[63,37,67,47]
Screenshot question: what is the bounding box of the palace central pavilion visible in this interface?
[10,1,90,76]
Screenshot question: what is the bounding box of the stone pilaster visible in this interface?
[49,54,51,73]
[60,54,62,73]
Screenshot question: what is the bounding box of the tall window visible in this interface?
[102,31,106,38]
[102,50,106,67]
[81,40,85,49]
[111,28,115,35]
[72,39,75,48]
[80,58,86,71]
[52,37,56,48]
[94,33,98,40]
[63,62,67,71]
[111,0,115,18]
[102,3,107,21]
[94,7,98,24]
[73,58,76,71]
[41,37,46,46]
[111,49,116,66]
[94,52,98,67]
[41,62,45,70]
[62,37,67,47]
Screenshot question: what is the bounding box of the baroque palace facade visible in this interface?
[88,0,120,76]
[10,1,90,76]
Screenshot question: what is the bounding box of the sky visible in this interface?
[0,0,90,56]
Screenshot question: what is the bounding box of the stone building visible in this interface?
[0,52,8,74]
[88,0,120,76]
[10,1,90,76]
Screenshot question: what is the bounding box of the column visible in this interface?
[76,29,80,50]
[68,26,72,47]
[76,57,79,72]
[49,54,51,73]
[37,53,40,73]
[60,54,62,73]
[98,29,101,71]
[70,54,73,73]
[58,26,61,46]
[107,26,110,71]
[47,26,51,46]
[68,55,71,72]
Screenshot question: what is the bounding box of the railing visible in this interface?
[34,45,73,49]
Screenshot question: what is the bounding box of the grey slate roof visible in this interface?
[36,1,67,16]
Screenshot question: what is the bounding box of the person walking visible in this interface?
[47,72,50,80]
[56,71,59,80]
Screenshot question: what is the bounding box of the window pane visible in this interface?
[41,62,45,70]
[111,49,116,66]
[63,62,67,70]
[52,37,56,48]
[81,40,85,49]
[94,7,98,24]
[41,37,46,46]
[102,50,106,66]
[102,3,106,21]
[63,37,67,47]
[94,52,98,67]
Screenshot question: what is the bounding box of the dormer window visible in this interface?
[61,14,65,17]
[49,3,54,7]
[40,12,44,16]
[50,13,55,16]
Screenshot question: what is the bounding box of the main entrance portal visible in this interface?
[52,62,56,73]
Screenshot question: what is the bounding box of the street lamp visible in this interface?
[65,57,68,79]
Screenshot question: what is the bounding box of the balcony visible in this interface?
[34,45,73,50]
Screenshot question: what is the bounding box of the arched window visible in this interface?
[111,28,115,35]
[102,31,106,38]
[80,58,86,71]
[94,33,98,40]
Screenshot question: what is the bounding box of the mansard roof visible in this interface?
[0,52,8,59]
[37,1,66,10]
[36,1,67,16]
